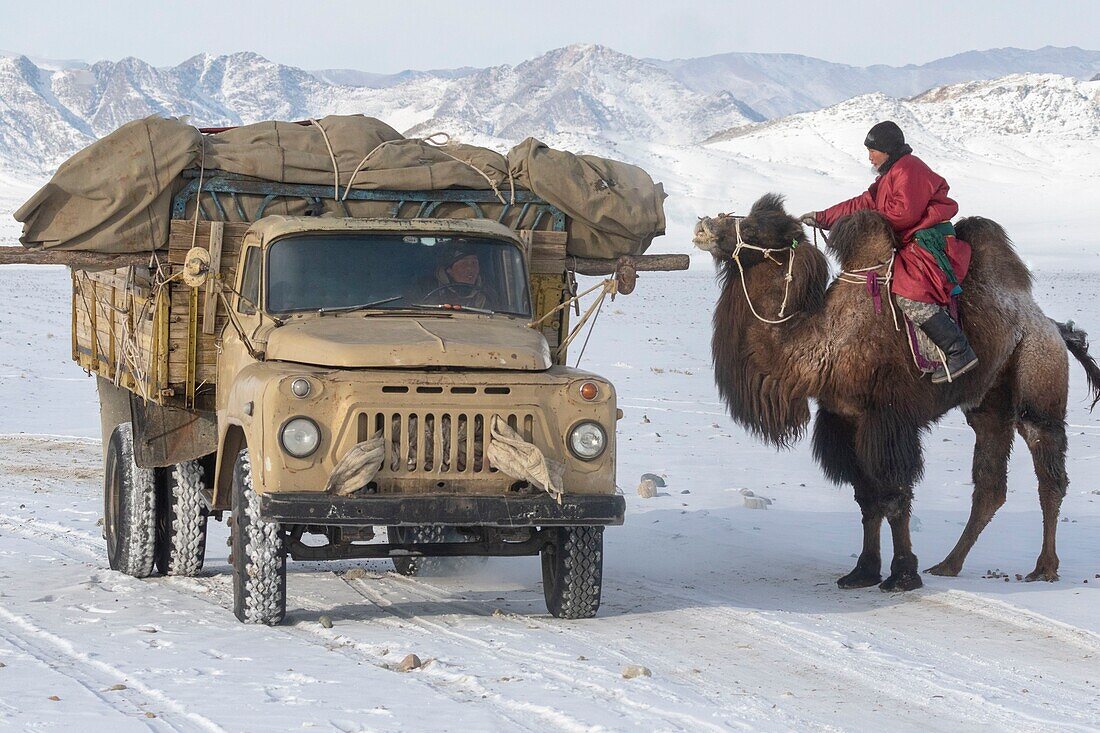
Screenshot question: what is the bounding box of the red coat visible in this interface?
[816,153,970,305]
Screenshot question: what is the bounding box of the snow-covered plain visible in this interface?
[2,70,1099,731]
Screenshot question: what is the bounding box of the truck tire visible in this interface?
[541,526,604,619]
[230,449,286,625]
[155,460,209,577]
[386,525,445,576]
[104,423,158,578]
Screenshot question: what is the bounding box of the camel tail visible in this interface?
[1055,320,1100,410]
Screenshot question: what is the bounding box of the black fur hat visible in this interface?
[864,121,905,154]
[438,242,479,268]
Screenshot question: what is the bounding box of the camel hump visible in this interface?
[955,216,1033,293]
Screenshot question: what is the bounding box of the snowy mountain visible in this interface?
[404,45,759,145]
[310,66,479,89]
[3,43,1098,177]
[653,45,1100,118]
[0,45,758,176]
[705,74,1100,165]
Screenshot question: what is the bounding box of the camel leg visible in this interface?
[1018,416,1068,582]
[812,410,884,589]
[880,489,923,591]
[838,479,884,589]
[926,385,1015,576]
[1015,325,1069,582]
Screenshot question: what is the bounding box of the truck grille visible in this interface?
[356,411,536,476]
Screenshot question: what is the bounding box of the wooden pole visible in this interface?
[0,246,149,270]
[569,253,690,276]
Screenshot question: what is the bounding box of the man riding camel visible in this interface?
[801,121,978,383]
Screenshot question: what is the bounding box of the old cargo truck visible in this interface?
[68,171,684,624]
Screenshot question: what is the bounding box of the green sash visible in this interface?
[913,221,962,296]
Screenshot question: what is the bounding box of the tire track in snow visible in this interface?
[0,605,225,732]
[611,577,1100,732]
[170,571,568,731]
[0,512,558,732]
[359,572,837,733]
[388,570,1098,732]
[1,508,804,732]
[926,589,1100,650]
[341,574,740,733]
[0,610,168,731]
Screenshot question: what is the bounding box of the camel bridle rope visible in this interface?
[835,252,901,332]
[835,251,960,379]
[725,216,799,325]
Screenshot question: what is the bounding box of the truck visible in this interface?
[60,170,686,624]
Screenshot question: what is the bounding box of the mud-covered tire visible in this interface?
[387,525,445,576]
[155,460,209,576]
[541,526,603,619]
[104,423,157,578]
[230,449,286,625]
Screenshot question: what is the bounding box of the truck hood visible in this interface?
[264,315,552,370]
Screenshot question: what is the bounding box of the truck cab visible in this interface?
[214,216,623,622]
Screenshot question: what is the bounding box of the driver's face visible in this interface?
[447,254,480,285]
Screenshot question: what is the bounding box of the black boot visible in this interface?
[919,309,978,383]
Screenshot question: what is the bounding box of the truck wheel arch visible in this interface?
[214,425,247,510]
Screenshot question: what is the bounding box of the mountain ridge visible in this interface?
[1,44,1097,179]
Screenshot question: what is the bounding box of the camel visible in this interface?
[693,194,1100,591]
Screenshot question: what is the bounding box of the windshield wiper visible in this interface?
[318,295,405,316]
[411,303,496,316]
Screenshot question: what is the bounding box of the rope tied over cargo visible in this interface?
[339,131,515,206]
[527,276,618,366]
[309,118,341,200]
[189,140,206,250]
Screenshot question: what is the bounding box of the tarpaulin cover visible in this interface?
[15,115,665,259]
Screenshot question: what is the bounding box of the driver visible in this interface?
[424,244,498,310]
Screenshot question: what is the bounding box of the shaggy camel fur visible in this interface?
[694,194,1100,591]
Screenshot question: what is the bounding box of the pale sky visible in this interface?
[0,0,1096,72]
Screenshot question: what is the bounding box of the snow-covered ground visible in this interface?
[0,261,1097,731]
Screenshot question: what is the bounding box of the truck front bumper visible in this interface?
[260,492,626,527]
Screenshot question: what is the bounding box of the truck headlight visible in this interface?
[568,421,607,460]
[280,417,320,458]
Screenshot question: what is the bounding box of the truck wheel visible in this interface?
[387,525,445,576]
[104,423,157,578]
[155,460,209,576]
[230,449,286,625]
[541,526,604,619]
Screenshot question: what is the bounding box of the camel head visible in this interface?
[694,193,807,267]
[703,194,831,449]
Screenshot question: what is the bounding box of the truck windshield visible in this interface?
[266,233,532,317]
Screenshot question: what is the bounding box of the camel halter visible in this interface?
[835,252,901,332]
[835,252,960,379]
[726,216,799,325]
